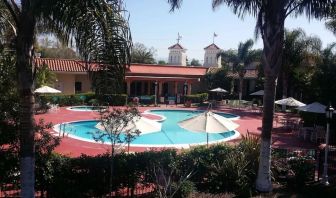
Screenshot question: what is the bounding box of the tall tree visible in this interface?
[281,28,321,107]
[168,0,335,192]
[190,58,201,66]
[325,12,336,35]
[219,39,259,101]
[0,0,131,196]
[131,42,156,64]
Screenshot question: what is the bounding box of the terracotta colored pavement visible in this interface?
[34,105,317,157]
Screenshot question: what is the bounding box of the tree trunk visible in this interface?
[281,72,288,111]
[239,77,243,101]
[16,3,36,197]
[255,75,277,192]
[255,1,286,192]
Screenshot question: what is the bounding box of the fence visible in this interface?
[0,183,155,198]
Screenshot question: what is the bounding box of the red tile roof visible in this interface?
[34,58,207,77]
[168,43,186,50]
[127,64,207,77]
[227,69,258,79]
[35,58,87,72]
[204,43,221,50]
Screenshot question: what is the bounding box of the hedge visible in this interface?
[99,94,128,106]
[29,137,261,197]
[38,93,127,106]
[184,93,208,103]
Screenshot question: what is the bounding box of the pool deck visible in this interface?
[34,105,318,157]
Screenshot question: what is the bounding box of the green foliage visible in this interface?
[39,93,127,106]
[35,63,57,88]
[185,93,208,103]
[272,149,315,190]
[19,140,259,197]
[172,180,196,198]
[100,94,128,106]
[190,59,201,66]
[39,47,78,59]
[204,68,231,91]
[131,42,156,64]
[287,155,315,189]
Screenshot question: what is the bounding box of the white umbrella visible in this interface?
[275,97,305,107]
[178,111,239,146]
[250,90,264,96]
[297,102,326,114]
[96,116,161,135]
[34,86,61,93]
[209,87,228,93]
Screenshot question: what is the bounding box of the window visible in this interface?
[206,57,208,63]
[75,81,82,93]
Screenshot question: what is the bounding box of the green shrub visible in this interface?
[287,155,315,189]
[172,180,196,198]
[185,93,208,103]
[39,93,96,106]
[99,94,128,106]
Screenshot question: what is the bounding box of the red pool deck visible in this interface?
[34,105,317,157]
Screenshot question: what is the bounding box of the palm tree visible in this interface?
[219,39,258,101]
[168,0,335,192]
[0,0,131,196]
[281,28,321,109]
[326,13,336,35]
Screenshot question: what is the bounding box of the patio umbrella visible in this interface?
[275,97,305,107]
[209,87,228,93]
[178,111,239,146]
[34,85,61,93]
[250,90,264,96]
[96,116,162,135]
[297,102,326,114]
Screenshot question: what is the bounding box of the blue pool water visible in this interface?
[59,109,239,146]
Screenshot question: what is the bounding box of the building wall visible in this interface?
[55,73,92,94]
[55,74,75,94]
[203,49,221,68]
[168,49,187,66]
[75,74,92,93]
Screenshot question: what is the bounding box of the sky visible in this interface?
[124,0,335,63]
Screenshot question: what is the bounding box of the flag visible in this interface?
[214,32,218,37]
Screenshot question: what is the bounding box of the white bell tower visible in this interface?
[168,33,187,66]
[203,43,221,68]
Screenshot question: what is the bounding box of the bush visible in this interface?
[39,93,128,106]
[287,155,315,189]
[184,93,208,103]
[39,92,96,106]
[99,94,128,106]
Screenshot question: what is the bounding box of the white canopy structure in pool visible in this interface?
[96,116,162,135]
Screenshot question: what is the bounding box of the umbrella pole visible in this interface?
[207,133,209,148]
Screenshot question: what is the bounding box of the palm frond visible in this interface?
[325,18,336,35]
[33,0,132,94]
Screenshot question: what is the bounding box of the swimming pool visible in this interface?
[54,109,240,148]
[66,106,107,111]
